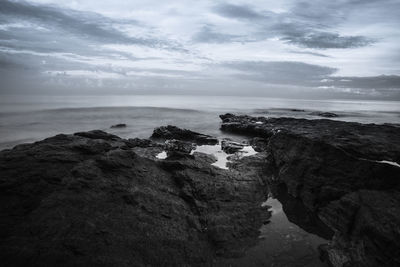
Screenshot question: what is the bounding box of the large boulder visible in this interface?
[151,125,218,145]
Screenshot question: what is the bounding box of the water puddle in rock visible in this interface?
[216,186,333,267]
[155,151,167,159]
[156,141,258,170]
[191,143,257,169]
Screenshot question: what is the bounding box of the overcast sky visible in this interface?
[0,0,399,99]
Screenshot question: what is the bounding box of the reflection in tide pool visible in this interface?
[216,190,332,267]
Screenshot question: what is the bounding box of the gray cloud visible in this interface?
[282,32,374,49]
[220,60,399,98]
[192,25,243,43]
[222,61,337,85]
[213,3,266,20]
[212,2,375,49]
[0,0,182,50]
[323,75,400,90]
[289,50,331,58]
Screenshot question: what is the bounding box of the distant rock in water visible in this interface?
[311,111,339,118]
[152,125,218,145]
[110,123,127,128]
[220,113,400,267]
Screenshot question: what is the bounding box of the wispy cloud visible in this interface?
[0,0,184,50]
[0,0,399,99]
[222,61,337,86]
[212,2,375,49]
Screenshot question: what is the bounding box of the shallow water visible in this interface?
[216,188,333,267]
[156,143,257,169]
[191,143,257,169]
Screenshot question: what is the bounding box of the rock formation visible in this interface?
[1,114,399,267]
[220,113,400,267]
[151,125,218,145]
[0,129,268,266]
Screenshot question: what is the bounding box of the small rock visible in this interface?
[221,140,245,154]
[311,112,338,118]
[110,123,127,128]
[165,139,195,154]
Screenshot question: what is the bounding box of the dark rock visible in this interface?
[165,139,194,154]
[74,130,120,141]
[318,190,400,267]
[125,138,154,148]
[110,123,127,128]
[220,113,400,267]
[220,113,400,162]
[151,125,218,145]
[221,140,244,154]
[164,139,195,159]
[311,111,339,118]
[0,129,269,266]
[250,137,269,152]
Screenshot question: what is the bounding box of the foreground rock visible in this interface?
[220,113,400,267]
[0,129,268,266]
[2,115,399,267]
[151,125,218,145]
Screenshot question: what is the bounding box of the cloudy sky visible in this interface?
[0,0,399,99]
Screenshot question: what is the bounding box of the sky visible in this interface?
[0,0,399,99]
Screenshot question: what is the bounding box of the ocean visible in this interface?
[1,95,399,150]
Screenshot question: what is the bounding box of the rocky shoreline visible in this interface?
[1,114,399,266]
[220,113,400,267]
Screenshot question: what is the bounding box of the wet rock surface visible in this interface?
[221,139,245,154]
[220,113,400,162]
[151,125,218,145]
[0,129,269,266]
[220,113,400,267]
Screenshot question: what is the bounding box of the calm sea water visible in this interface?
[0,95,399,150]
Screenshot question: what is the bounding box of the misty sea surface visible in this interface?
[1,94,399,150]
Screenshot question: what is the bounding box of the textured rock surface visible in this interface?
[220,113,400,162]
[151,125,218,145]
[221,140,245,154]
[220,113,400,267]
[0,129,268,266]
[2,114,399,267]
